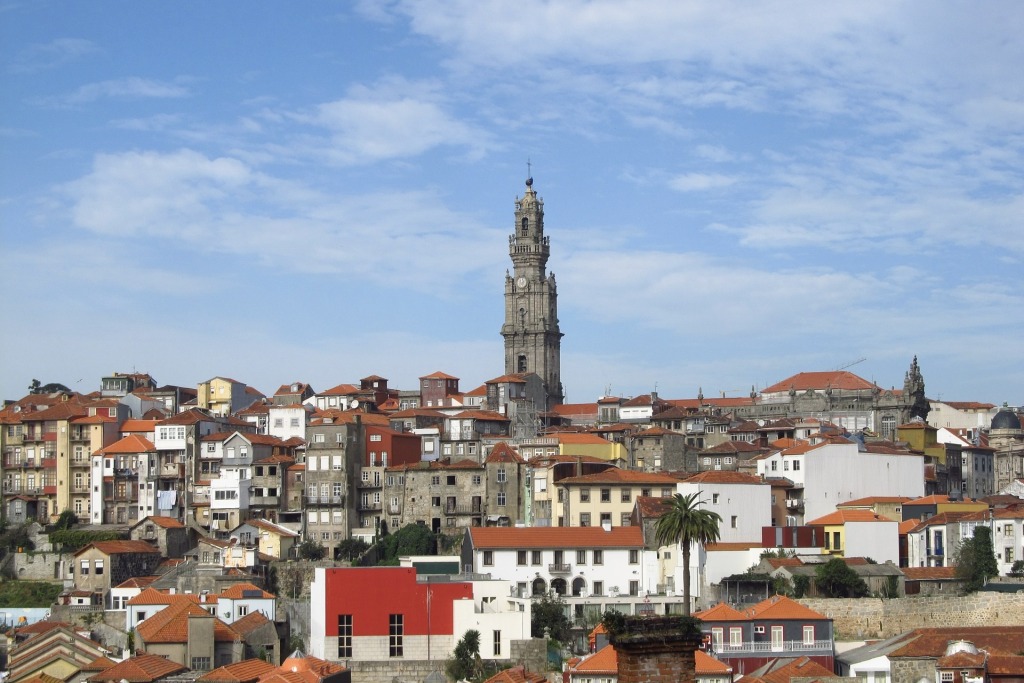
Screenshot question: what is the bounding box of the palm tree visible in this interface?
[655,492,722,615]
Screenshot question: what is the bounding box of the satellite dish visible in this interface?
[351,400,359,409]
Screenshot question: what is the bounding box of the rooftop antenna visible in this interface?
[527,158,532,179]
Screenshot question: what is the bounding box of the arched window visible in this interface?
[551,578,567,595]
[531,577,547,596]
[572,577,587,597]
[521,217,529,236]
[518,355,528,373]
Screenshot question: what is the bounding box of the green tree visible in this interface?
[955,525,999,591]
[297,539,327,560]
[1009,560,1024,577]
[336,538,369,562]
[446,629,481,682]
[815,558,869,598]
[792,575,810,598]
[54,509,78,531]
[376,523,436,565]
[530,592,572,642]
[654,493,722,615]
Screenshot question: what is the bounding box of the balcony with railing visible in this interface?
[357,500,382,511]
[548,563,571,574]
[305,495,346,506]
[714,639,833,655]
[445,501,483,515]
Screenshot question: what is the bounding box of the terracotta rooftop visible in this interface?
[889,627,1024,659]
[807,509,891,525]
[135,601,238,644]
[559,468,680,486]
[571,643,617,674]
[482,666,547,683]
[695,650,733,675]
[95,435,156,455]
[693,602,748,622]
[139,515,185,529]
[762,371,879,394]
[485,442,525,464]
[746,595,829,621]
[198,658,277,683]
[683,470,766,485]
[87,653,187,682]
[75,540,161,556]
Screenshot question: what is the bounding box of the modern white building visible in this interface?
[461,525,686,623]
[756,441,924,524]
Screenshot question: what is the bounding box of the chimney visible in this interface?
[609,616,701,683]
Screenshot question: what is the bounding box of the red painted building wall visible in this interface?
[323,567,473,637]
[365,427,421,467]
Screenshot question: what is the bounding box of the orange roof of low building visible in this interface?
[470,526,643,549]
[135,601,238,644]
[806,509,891,525]
[139,515,185,529]
[838,496,914,507]
[683,471,766,485]
[559,468,680,486]
[482,666,547,683]
[75,540,161,556]
[571,644,618,674]
[219,582,274,599]
[695,650,733,675]
[693,602,748,622]
[198,658,278,683]
[747,595,829,621]
[120,419,158,433]
[95,435,156,455]
[744,656,836,683]
[87,653,187,682]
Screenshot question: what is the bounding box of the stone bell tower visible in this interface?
[501,177,564,407]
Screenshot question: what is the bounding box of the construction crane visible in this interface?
[835,357,867,371]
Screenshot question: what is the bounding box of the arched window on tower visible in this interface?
[521,217,529,236]
[518,355,527,373]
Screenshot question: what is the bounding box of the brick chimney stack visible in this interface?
[609,615,701,683]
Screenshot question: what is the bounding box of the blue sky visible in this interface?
[2,1,1022,407]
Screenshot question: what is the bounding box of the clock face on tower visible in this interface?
[516,276,526,288]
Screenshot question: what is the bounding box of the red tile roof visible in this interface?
[135,601,238,644]
[482,666,547,683]
[695,650,733,675]
[693,603,749,622]
[762,371,879,394]
[219,582,274,599]
[683,471,766,485]
[198,658,278,683]
[469,526,644,549]
[746,595,829,621]
[75,540,161,556]
[559,468,680,486]
[806,509,891,525]
[95,434,156,455]
[87,653,187,682]
[486,442,525,464]
[571,643,617,674]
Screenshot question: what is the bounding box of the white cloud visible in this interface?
[46,77,191,106]
[60,149,506,292]
[8,37,97,74]
[295,79,493,165]
[668,173,736,192]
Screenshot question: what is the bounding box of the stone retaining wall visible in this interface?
[798,592,1024,639]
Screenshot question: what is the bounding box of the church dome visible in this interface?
[991,409,1021,430]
